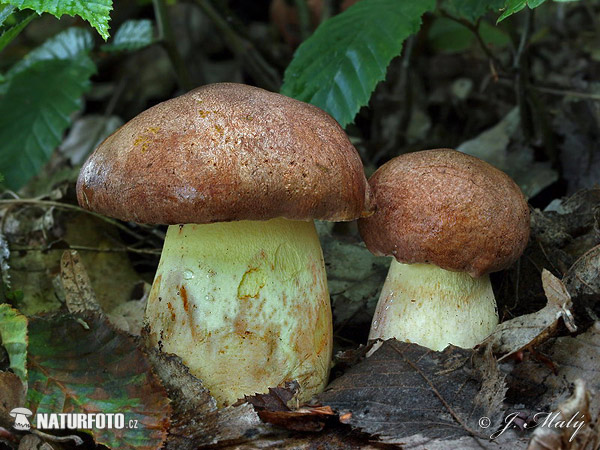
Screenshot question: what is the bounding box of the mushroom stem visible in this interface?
[145,217,332,406]
[369,260,498,351]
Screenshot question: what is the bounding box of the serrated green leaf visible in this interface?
[496,0,576,22]
[0,57,96,190]
[5,0,112,39]
[27,314,170,450]
[8,27,94,77]
[442,0,505,23]
[498,0,528,21]
[281,0,435,127]
[0,9,36,53]
[0,4,16,25]
[102,19,154,52]
[0,304,28,381]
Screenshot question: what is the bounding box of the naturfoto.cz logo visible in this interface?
[10,409,139,431]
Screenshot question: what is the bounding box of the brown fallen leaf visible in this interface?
[244,381,336,431]
[564,245,600,298]
[255,406,336,432]
[318,339,506,446]
[508,322,600,413]
[527,379,598,450]
[0,371,26,430]
[482,269,576,360]
[146,348,273,449]
[60,250,101,314]
[244,381,300,411]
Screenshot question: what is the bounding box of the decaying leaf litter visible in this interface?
[1,0,600,449]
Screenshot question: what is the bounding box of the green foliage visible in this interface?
[7,27,94,77]
[0,304,28,381]
[442,0,505,23]
[27,314,170,450]
[498,0,580,22]
[4,0,113,39]
[0,57,95,190]
[0,27,96,190]
[0,8,36,52]
[429,17,510,53]
[102,19,154,52]
[281,0,435,127]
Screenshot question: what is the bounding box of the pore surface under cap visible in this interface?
[77,83,370,224]
[358,149,530,277]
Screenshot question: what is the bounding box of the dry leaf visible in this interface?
[318,339,506,446]
[254,406,336,432]
[483,269,576,359]
[60,250,101,314]
[508,322,600,413]
[527,379,598,450]
[146,348,272,449]
[0,371,26,430]
[27,314,170,450]
[564,244,600,298]
[107,282,151,335]
[244,381,299,412]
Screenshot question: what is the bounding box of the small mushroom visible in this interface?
[77,83,371,406]
[358,149,530,351]
[10,407,33,430]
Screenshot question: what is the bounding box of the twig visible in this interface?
[31,429,84,446]
[531,85,600,101]
[514,7,534,140]
[0,199,146,242]
[194,0,281,90]
[441,12,503,72]
[10,244,162,256]
[153,0,194,91]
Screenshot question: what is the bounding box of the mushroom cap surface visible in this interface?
[77,83,370,224]
[358,149,530,278]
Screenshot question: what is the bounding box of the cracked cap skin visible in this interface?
[358,149,530,278]
[77,82,371,224]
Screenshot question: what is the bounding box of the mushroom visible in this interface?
[77,83,370,406]
[10,407,33,430]
[358,149,529,351]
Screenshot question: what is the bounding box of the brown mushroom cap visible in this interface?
[77,83,370,224]
[358,149,530,278]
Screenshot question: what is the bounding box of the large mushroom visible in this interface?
[77,83,370,406]
[358,149,529,351]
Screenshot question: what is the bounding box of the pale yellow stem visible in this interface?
[369,260,498,351]
[145,218,332,406]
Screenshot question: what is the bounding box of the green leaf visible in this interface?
[0,304,28,381]
[428,17,510,54]
[8,27,94,77]
[0,9,36,53]
[281,0,435,127]
[496,0,578,22]
[27,314,170,450]
[0,5,16,25]
[102,19,154,52]
[442,0,505,23]
[0,57,96,190]
[4,0,112,39]
[428,17,474,53]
